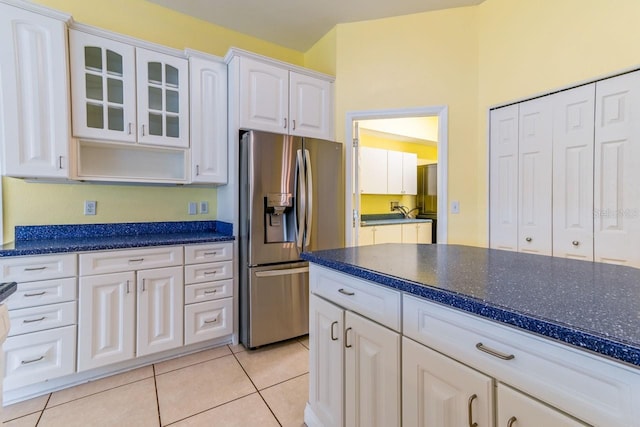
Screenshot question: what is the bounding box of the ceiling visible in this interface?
[147,0,485,52]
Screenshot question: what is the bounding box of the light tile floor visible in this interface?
[2,336,310,427]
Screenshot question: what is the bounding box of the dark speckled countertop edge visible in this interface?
[0,282,17,303]
[301,251,640,368]
[0,221,235,257]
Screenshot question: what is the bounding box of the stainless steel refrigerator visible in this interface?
[239,130,345,348]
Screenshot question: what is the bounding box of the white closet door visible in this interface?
[552,84,595,260]
[518,97,553,255]
[489,105,519,251]
[594,70,640,268]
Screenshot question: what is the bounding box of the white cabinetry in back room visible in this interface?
[359,147,417,195]
[0,2,71,179]
[235,54,333,140]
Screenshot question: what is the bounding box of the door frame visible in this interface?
[345,105,449,246]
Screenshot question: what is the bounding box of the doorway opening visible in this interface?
[345,106,448,247]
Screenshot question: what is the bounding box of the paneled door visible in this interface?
[489,105,519,251]
[518,97,552,255]
[594,70,640,268]
[552,84,595,260]
[344,310,400,427]
[402,337,494,427]
[136,266,183,357]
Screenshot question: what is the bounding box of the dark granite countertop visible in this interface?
[0,221,234,257]
[301,244,640,368]
[0,282,17,303]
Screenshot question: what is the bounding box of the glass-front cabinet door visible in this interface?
[136,48,189,148]
[69,29,136,142]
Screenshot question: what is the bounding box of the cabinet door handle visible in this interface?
[525,236,532,242]
[507,416,517,427]
[204,317,218,324]
[572,240,580,246]
[23,316,46,324]
[21,355,45,365]
[196,165,200,176]
[126,280,130,294]
[203,251,218,256]
[284,118,288,129]
[330,321,338,341]
[141,279,146,292]
[128,258,144,263]
[204,289,218,294]
[128,123,133,135]
[475,342,515,360]
[24,291,46,297]
[467,394,478,427]
[141,124,146,136]
[24,266,47,271]
[292,119,296,130]
[204,270,218,275]
[338,288,355,296]
[344,327,352,348]
[58,156,64,169]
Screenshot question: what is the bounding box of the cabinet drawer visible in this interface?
[79,246,183,276]
[185,279,233,304]
[6,277,77,310]
[403,295,640,427]
[309,264,401,331]
[8,301,76,336]
[184,261,232,284]
[0,254,76,282]
[184,242,233,264]
[184,298,232,345]
[4,325,76,391]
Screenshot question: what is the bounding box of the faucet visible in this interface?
[393,206,420,219]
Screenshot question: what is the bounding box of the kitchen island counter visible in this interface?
[301,243,640,367]
[0,221,234,257]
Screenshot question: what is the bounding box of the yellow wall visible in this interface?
[334,7,479,245]
[2,0,305,243]
[474,0,640,246]
[361,195,416,215]
[304,27,337,76]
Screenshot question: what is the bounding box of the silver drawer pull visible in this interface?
[204,318,218,324]
[507,416,517,427]
[23,317,46,324]
[468,394,478,427]
[345,327,353,348]
[204,289,218,294]
[204,271,218,275]
[24,291,46,297]
[24,266,47,271]
[21,355,45,365]
[203,251,218,256]
[331,321,338,341]
[338,288,355,296]
[475,342,515,360]
[128,258,144,263]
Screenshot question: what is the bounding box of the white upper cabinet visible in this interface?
[360,147,417,195]
[489,105,519,251]
[0,3,71,178]
[289,71,332,139]
[552,84,595,261]
[136,48,189,148]
[594,70,640,268]
[518,96,552,255]
[69,30,136,143]
[189,53,228,184]
[69,29,189,149]
[237,54,333,140]
[359,146,388,194]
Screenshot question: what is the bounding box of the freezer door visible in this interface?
[243,263,309,348]
[303,138,345,251]
[240,131,303,266]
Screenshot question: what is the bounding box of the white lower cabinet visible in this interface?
[77,247,184,372]
[402,337,493,427]
[307,275,401,427]
[497,383,587,427]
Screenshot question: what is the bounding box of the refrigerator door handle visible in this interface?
[254,266,310,277]
[296,149,306,250]
[304,149,313,248]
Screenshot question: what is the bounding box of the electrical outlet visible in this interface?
[390,201,399,211]
[84,200,97,216]
[188,202,197,215]
[200,201,209,214]
[451,200,460,214]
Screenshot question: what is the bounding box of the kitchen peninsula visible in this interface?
[302,244,640,426]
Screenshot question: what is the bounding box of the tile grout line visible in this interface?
[34,393,51,426]
[152,364,162,427]
[162,391,260,426]
[231,349,283,427]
